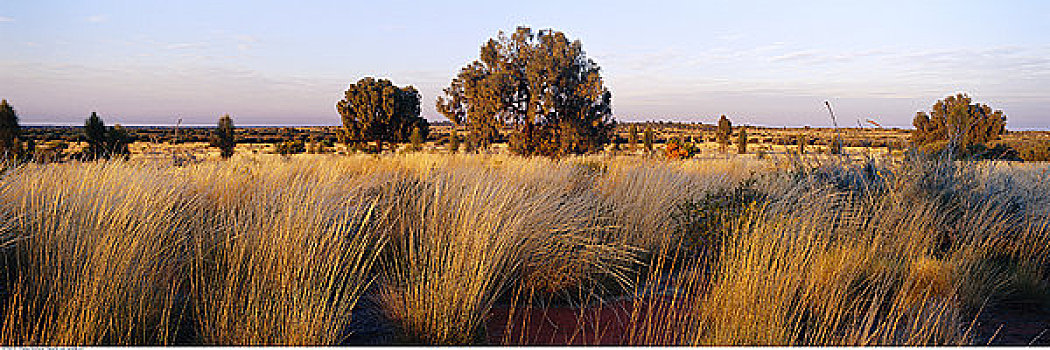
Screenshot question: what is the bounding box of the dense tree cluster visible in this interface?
[336,77,429,153]
[912,93,1006,150]
[437,26,614,157]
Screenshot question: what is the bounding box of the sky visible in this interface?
[1,0,1048,129]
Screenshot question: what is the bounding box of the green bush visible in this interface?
[274,140,305,155]
[673,180,765,261]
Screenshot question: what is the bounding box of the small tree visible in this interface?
[409,125,424,152]
[643,124,655,154]
[448,127,461,153]
[0,99,21,158]
[210,114,236,159]
[736,126,748,154]
[716,115,733,153]
[84,112,108,160]
[627,124,639,151]
[797,133,807,155]
[912,93,1006,153]
[108,124,131,160]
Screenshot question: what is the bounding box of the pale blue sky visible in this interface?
[1,0,1048,128]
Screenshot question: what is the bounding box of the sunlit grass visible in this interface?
[0,153,1046,345]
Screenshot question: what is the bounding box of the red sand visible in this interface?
[486,299,636,345]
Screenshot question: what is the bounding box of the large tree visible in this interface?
[0,99,20,158]
[336,77,429,153]
[437,26,615,157]
[912,93,1006,150]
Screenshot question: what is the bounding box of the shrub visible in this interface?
[643,125,655,154]
[672,180,764,261]
[717,115,732,153]
[274,140,305,155]
[210,114,236,159]
[736,126,748,154]
[664,137,697,160]
[912,93,1006,152]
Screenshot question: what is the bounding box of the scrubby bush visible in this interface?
[736,126,748,154]
[664,137,697,160]
[912,93,1006,156]
[643,125,655,154]
[673,179,764,260]
[274,140,305,155]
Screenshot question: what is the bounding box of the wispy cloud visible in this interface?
[87,15,108,23]
[0,16,14,23]
[770,50,821,62]
[166,42,206,50]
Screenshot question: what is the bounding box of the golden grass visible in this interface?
[0,153,1046,345]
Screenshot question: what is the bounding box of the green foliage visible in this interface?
[0,99,20,158]
[1014,141,1050,162]
[210,114,236,159]
[736,125,748,154]
[274,140,305,155]
[81,112,130,160]
[84,112,108,159]
[673,180,764,260]
[717,115,732,153]
[912,93,1006,154]
[627,124,639,151]
[409,125,424,152]
[437,26,615,157]
[448,128,460,154]
[108,124,131,160]
[643,124,654,154]
[463,132,478,153]
[336,77,429,153]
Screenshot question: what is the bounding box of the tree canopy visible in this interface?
[437,26,614,157]
[336,77,429,153]
[912,93,1006,149]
